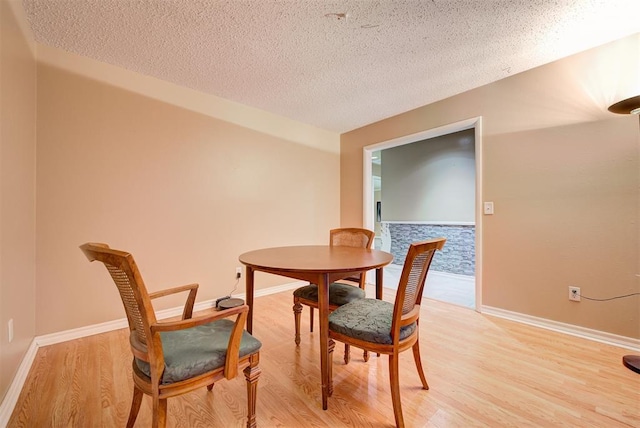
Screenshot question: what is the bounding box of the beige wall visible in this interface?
[35,63,340,335]
[484,120,637,335]
[341,34,640,339]
[0,0,37,401]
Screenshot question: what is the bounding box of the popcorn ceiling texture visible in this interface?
[22,0,640,133]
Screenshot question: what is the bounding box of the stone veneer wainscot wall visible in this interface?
[382,222,475,276]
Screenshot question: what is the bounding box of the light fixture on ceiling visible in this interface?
[608,94,640,375]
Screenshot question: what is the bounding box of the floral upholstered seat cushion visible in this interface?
[329,298,416,344]
[293,282,366,306]
[135,319,262,384]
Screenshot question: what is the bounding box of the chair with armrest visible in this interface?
[292,227,375,363]
[80,242,261,428]
[328,238,446,428]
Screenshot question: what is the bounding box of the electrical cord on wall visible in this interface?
[215,277,241,308]
[577,273,640,301]
[227,277,240,296]
[577,292,640,301]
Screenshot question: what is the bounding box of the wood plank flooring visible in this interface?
[8,289,640,427]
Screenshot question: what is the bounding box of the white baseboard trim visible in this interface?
[0,280,305,426]
[0,339,38,427]
[35,280,305,347]
[236,281,304,300]
[482,305,640,352]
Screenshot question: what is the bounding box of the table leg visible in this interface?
[317,272,330,410]
[328,338,335,396]
[376,267,384,357]
[376,267,384,300]
[246,266,254,334]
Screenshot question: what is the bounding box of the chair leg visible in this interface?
[388,354,405,428]
[363,350,370,362]
[412,341,429,390]
[207,383,214,391]
[126,385,143,428]
[244,353,261,428]
[328,339,335,397]
[309,307,314,332]
[152,396,167,428]
[293,300,303,345]
[344,344,350,364]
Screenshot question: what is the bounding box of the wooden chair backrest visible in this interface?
[391,238,446,339]
[80,243,155,356]
[330,228,375,287]
[330,228,375,249]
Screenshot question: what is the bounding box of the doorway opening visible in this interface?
[363,117,483,310]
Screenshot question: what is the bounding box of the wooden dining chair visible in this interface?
[292,227,375,363]
[80,243,261,428]
[328,238,446,428]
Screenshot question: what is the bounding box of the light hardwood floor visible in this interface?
[9,289,640,427]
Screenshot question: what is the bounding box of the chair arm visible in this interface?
[224,308,248,379]
[149,305,249,380]
[148,283,199,320]
[150,304,248,333]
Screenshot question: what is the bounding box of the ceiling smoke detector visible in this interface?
[324,12,348,20]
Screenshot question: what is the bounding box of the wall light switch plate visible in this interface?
[483,202,494,215]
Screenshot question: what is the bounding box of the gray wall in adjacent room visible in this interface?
[380,129,475,222]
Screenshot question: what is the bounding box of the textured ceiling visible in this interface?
[21,0,640,133]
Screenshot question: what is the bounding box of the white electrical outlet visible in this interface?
[236,267,242,279]
[569,286,581,302]
[8,319,14,343]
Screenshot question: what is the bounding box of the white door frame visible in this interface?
[362,117,483,311]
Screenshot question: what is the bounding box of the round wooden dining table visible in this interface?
[239,245,393,410]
